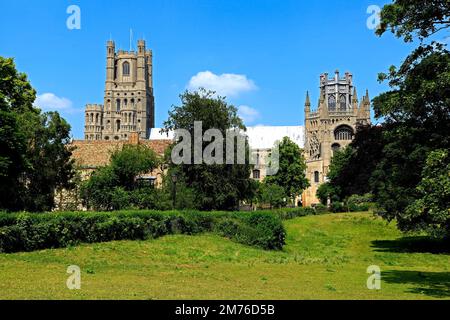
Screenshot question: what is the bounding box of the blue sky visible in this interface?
[0,0,425,138]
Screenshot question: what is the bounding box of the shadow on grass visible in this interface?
[382,270,450,298]
[372,236,450,254]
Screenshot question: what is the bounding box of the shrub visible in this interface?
[273,207,316,220]
[330,202,345,213]
[345,194,373,212]
[0,210,287,253]
[257,183,286,209]
[313,203,329,214]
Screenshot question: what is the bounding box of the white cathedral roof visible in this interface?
[150,126,305,150]
[149,128,175,140]
[245,126,305,149]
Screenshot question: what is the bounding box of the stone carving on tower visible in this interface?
[302,71,371,207]
[84,39,155,141]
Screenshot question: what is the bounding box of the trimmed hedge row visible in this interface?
[0,210,290,253]
[271,207,317,220]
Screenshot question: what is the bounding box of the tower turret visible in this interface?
[305,91,311,113]
[106,41,115,88]
[352,87,358,113]
[137,40,146,87]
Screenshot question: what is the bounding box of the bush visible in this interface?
[257,183,286,209]
[345,194,373,212]
[272,207,316,220]
[0,210,287,253]
[330,202,345,213]
[313,203,329,214]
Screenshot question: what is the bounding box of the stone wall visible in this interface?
[71,138,171,170]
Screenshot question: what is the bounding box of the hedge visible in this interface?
[0,210,292,253]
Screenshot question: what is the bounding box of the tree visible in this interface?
[370,1,450,237]
[265,137,309,204]
[0,57,36,210]
[316,182,339,206]
[0,57,75,212]
[324,125,385,201]
[109,144,160,191]
[81,144,160,211]
[162,89,254,211]
[376,0,450,42]
[20,111,76,212]
[371,47,450,228]
[257,183,286,209]
[404,149,450,238]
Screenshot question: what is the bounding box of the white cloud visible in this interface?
[238,105,260,124]
[35,93,78,113]
[188,71,257,97]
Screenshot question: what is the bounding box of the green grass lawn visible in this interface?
[0,212,449,300]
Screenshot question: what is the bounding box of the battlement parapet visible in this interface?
[85,104,104,111]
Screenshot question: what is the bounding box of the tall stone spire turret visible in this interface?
[305,91,311,112]
[352,87,358,113]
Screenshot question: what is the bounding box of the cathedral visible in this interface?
[84,40,155,141]
[80,40,371,207]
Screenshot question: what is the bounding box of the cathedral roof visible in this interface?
[245,126,305,149]
[149,126,305,150]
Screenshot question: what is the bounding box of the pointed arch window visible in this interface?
[122,61,130,76]
[339,95,346,111]
[328,95,336,111]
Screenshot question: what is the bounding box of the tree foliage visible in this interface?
[163,89,254,211]
[257,183,286,209]
[323,125,385,201]
[325,2,450,236]
[371,48,450,234]
[21,111,75,211]
[265,136,309,203]
[370,2,450,237]
[0,57,75,212]
[316,182,338,206]
[81,144,161,211]
[376,0,450,42]
[404,149,450,237]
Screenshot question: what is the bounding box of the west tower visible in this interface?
[302,71,371,206]
[84,39,155,141]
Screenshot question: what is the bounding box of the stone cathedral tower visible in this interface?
[84,40,155,141]
[302,71,371,207]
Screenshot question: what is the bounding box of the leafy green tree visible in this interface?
[20,111,76,212]
[404,149,450,237]
[324,125,384,201]
[162,89,254,211]
[110,144,160,191]
[257,183,286,209]
[371,47,450,228]
[376,0,450,43]
[265,137,309,204]
[316,182,339,206]
[81,144,160,211]
[0,57,75,212]
[369,1,450,236]
[0,57,36,210]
